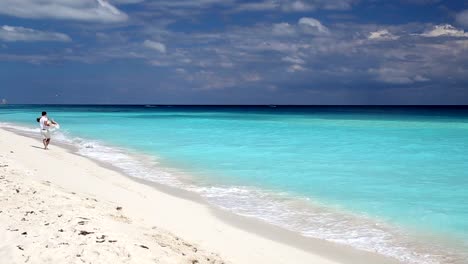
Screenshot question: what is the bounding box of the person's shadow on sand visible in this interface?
[31,145,46,150]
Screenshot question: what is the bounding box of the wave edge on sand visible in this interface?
[0,152,225,264]
[1,123,466,264]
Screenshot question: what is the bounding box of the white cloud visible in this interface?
[143,40,167,53]
[368,29,399,41]
[272,23,296,36]
[147,0,234,9]
[251,41,306,53]
[281,1,314,12]
[413,75,430,82]
[287,64,306,72]
[111,0,144,4]
[456,10,468,28]
[298,17,329,34]
[149,60,169,66]
[220,61,234,68]
[282,56,305,64]
[186,70,238,90]
[243,73,262,82]
[0,0,127,23]
[421,24,468,38]
[234,1,279,12]
[235,0,355,12]
[0,25,71,42]
[370,67,430,84]
[273,18,329,36]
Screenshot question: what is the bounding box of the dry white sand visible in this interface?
[0,128,399,264]
[0,161,224,264]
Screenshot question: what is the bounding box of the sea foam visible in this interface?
[2,122,467,264]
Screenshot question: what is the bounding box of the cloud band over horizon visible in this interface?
[0,0,467,104]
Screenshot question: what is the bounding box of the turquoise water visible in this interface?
[1,105,468,263]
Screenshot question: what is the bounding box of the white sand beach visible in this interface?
[0,128,399,264]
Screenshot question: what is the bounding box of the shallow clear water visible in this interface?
[1,105,468,263]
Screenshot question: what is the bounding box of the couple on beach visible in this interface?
[36,111,58,150]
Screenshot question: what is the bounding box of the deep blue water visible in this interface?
[1,105,468,263]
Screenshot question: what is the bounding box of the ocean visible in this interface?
[1,105,467,263]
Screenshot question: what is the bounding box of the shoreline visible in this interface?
[0,127,401,263]
[0,151,225,264]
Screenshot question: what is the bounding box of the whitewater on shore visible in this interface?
[1,121,467,264]
[0,126,402,264]
[1,105,468,264]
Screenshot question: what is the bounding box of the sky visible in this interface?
[0,0,467,105]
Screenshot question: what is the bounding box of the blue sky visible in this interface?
[0,0,467,104]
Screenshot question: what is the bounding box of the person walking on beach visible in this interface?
[37,111,56,150]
